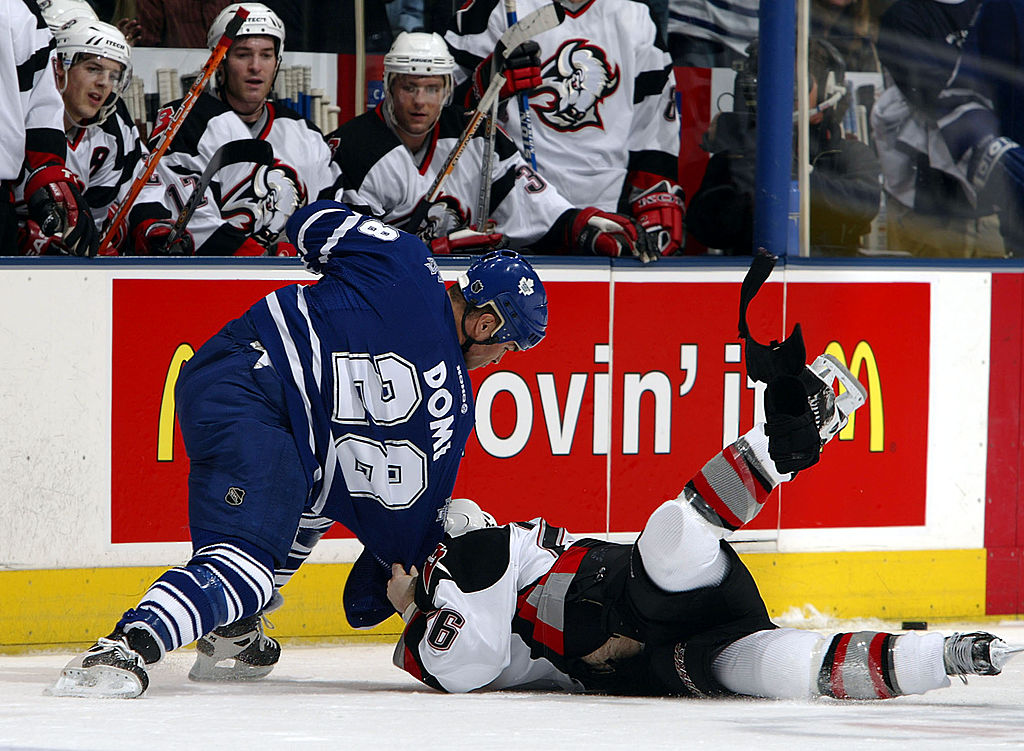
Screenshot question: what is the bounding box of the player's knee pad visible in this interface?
[637,500,728,592]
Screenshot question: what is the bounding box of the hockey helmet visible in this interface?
[443,498,497,537]
[383,32,455,108]
[207,2,286,56]
[54,18,133,127]
[38,0,97,33]
[459,249,547,351]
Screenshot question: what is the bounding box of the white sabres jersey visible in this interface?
[2,0,64,181]
[445,0,680,211]
[243,102,339,207]
[12,99,200,253]
[326,104,572,247]
[394,519,584,694]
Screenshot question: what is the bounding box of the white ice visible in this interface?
[2,619,1023,751]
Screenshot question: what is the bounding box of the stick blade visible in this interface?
[498,2,565,58]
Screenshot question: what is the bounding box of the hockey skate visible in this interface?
[188,612,281,682]
[46,636,149,699]
[943,631,1024,683]
[804,353,868,445]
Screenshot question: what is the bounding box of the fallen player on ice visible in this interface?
[387,353,1024,699]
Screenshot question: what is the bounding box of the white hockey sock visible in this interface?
[712,628,951,700]
[712,627,824,699]
[636,498,729,592]
[890,631,950,695]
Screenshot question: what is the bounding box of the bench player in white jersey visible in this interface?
[148,2,338,256]
[446,0,686,257]
[1,0,97,257]
[15,13,197,255]
[326,32,656,261]
[389,356,1023,697]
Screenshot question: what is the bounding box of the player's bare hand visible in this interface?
[387,563,419,615]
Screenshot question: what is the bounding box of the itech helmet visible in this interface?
[207,2,286,54]
[37,0,98,33]
[459,249,547,351]
[54,18,133,127]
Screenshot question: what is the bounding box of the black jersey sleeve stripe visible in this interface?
[17,43,53,94]
[633,66,671,104]
[449,0,500,36]
[489,164,517,214]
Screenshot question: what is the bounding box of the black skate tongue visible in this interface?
[738,249,806,383]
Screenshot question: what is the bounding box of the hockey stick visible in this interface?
[407,1,565,233]
[97,6,250,255]
[504,0,540,171]
[158,139,274,251]
[475,96,498,230]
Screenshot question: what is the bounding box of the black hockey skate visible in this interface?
[188,613,281,682]
[46,636,150,699]
[943,631,1024,683]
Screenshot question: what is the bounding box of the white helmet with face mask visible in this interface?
[53,17,133,128]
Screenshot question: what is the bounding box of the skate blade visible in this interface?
[818,354,868,411]
[44,665,144,699]
[188,657,274,682]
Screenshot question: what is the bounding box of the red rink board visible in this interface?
[110,277,929,543]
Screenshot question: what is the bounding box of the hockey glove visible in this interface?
[629,179,685,256]
[569,207,659,263]
[430,227,507,255]
[25,165,99,257]
[17,219,63,256]
[763,375,822,475]
[133,218,195,256]
[468,41,543,105]
[969,136,1024,212]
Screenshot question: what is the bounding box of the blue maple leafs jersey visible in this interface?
[245,200,475,603]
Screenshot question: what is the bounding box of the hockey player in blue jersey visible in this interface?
[47,199,548,699]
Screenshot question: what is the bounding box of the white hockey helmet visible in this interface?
[54,17,133,127]
[384,32,455,98]
[37,0,98,34]
[207,2,286,56]
[443,498,497,538]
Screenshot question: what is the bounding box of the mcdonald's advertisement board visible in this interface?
[108,266,956,550]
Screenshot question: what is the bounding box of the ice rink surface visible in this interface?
[1,620,1022,751]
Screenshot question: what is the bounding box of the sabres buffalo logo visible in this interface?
[221,161,306,241]
[532,39,620,132]
[412,195,468,241]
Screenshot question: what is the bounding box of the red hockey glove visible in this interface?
[132,218,195,255]
[17,219,63,256]
[569,207,659,263]
[430,227,507,255]
[25,165,99,258]
[234,236,270,256]
[275,241,298,257]
[469,41,543,105]
[629,179,685,256]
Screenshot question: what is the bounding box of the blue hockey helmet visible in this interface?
[458,249,547,351]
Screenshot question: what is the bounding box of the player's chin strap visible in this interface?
[738,248,806,382]
[460,304,503,354]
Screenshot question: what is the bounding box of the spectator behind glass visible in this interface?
[873,0,1005,257]
[687,38,881,256]
[811,0,890,72]
[134,0,231,47]
[668,0,758,68]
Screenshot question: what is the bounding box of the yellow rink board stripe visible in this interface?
[0,549,986,652]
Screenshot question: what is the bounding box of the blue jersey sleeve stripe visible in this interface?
[318,213,363,262]
[265,290,324,488]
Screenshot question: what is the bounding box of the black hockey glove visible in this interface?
[763,374,821,474]
[25,165,99,257]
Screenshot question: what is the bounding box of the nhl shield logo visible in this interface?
[225,486,246,506]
